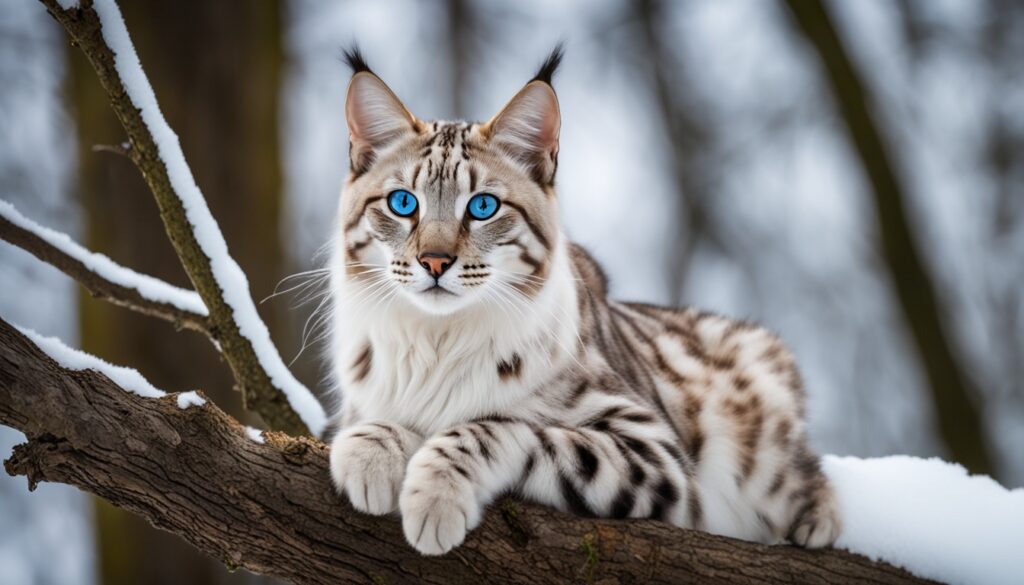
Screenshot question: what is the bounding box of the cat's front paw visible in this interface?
[329,422,417,515]
[399,447,482,555]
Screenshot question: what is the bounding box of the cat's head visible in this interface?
[336,47,564,316]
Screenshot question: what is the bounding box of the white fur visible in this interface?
[330,235,579,438]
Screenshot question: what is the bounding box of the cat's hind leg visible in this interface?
[784,446,841,548]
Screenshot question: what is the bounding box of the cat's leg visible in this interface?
[399,413,693,555]
[330,421,423,515]
[780,445,842,548]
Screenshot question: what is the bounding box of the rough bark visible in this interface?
[0,319,936,585]
[782,0,995,476]
[0,212,210,336]
[39,0,308,436]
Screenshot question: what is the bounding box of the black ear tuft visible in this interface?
[342,45,373,75]
[531,43,565,85]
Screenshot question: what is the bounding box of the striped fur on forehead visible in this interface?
[339,117,559,294]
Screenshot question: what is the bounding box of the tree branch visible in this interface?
[0,318,935,584]
[39,0,319,436]
[781,0,995,476]
[0,207,210,336]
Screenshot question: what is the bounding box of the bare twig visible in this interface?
[782,0,996,476]
[39,0,318,436]
[0,318,936,585]
[91,142,132,158]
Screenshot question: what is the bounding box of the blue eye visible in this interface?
[387,189,418,217]
[467,193,500,221]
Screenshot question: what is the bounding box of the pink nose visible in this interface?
[419,252,455,278]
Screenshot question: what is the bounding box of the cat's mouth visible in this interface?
[422,284,456,297]
[405,282,469,316]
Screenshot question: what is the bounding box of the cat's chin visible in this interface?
[404,286,475,316]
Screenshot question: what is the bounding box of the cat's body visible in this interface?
[328,49,840,555]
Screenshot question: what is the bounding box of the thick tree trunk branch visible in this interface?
[782,0,995,476]
[0,211,210,336]
[38,0,312,436]
[0,319,935,584]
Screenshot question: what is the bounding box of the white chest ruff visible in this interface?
[329,250,579,436]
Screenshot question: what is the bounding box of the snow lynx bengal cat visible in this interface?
[327,47,841,555]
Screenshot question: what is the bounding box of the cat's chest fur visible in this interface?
[330,259,579,436]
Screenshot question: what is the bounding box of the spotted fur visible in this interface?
[327,48,840,555]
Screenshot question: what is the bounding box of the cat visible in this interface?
[326,46,841,556]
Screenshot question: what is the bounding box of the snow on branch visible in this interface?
[0,317,937,585]
[16,324,165,398]
[0,200,210,335]
[38,0,325,436]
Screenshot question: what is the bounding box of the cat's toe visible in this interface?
[329,427,407,515]
[399,453,481,555]
[789,500,841,549]
[343,461,402,515]
[400,492,472,555]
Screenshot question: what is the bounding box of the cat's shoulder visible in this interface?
[567,242,609,297]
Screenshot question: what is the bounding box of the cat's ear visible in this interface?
[344,50,421,176]
[482,47,563,186]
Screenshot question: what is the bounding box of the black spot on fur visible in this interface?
[574,442,599,482]
[658,440,685,463]
[478,438,493,462]
[559,474,594,517]
[623,436,657,464]
[621,411,656,424]
[531,43,565,85]
[654,478,679,506]
[629,461,647,486]
[538,430,558,458]
[523,453,536,476]
[342,45,373,74]
[477,414,520,425]
[610,487,636,518]
[649,500,665,521]
[497,353,523,380]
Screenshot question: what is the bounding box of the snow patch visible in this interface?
[0,200,207,316]
[89,0,325,435]
[17,325,164,399]
[245,427,266,444]
[825,455,1024,585]
[176,391,206,409]
[56,0,79,9]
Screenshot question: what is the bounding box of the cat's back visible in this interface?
[566,243,802,402]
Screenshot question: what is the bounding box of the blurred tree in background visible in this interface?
[69,1,286,583]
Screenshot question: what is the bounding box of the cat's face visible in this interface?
[337,56,562,316]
